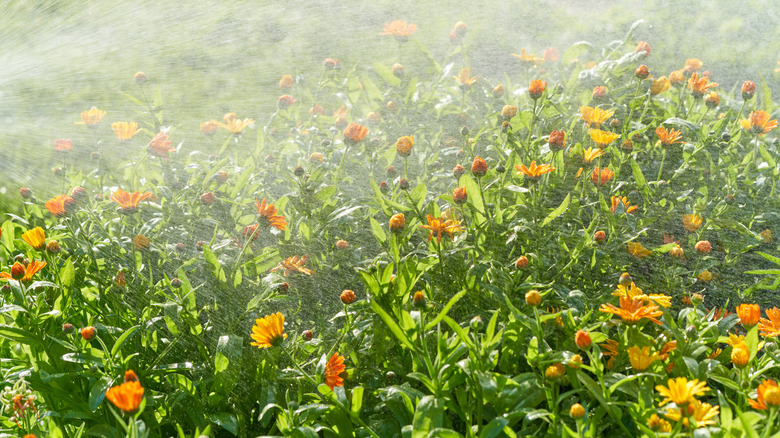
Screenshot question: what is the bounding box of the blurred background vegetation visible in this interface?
[0,0,778,205]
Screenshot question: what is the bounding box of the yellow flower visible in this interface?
[588,129,620,148]
[545,363,566,379]
[579,106,614,127]
[132,235,150,250]
[664,400,719,428]
[740,110,778,135]
[599,295,663,325]
[650,76,671,95]
[731,342,750,368]
[697,270,713,283]
[454,67,479,88]
[682,214,702,232]
[613,282,672,308]
[655,377,709,407]
[628,346,659,371]
[111,122,141,141]
[627,242,652,258]
[250,312,287,348]
[22,227,46,251]
[76,107,106,127]
[656,126,683,146]
[419,214,462,244]
[528,79,546,100]
[511,48,544,67]
[219,113,254,135]
[648,414,672,432]
[582,147,605,163]
[515,161,555,181]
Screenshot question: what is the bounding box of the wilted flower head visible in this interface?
[448,21,468,43]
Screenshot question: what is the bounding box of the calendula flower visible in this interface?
[588,129,620,148]
[684,58,703,73]
[419,214,462,244]
[664,400,719,428]
[574,330,592,349]
[656,126,683,146]
[147,132,176,160]
[545,363,566,379]
[601,339,619,369]
[528,79,546,100]
[255,198,287,231]
[105,379,144,414]
[749,380,780,410]
[579,106,614,127]
[219,113,255,135]
[548,131,566,150]
[759,307,780,337]
[731,342,750,368]
[324,353,346,389]
[708,348,722,359]
[656,377,709,407]
[682,214,702,232]
[54,139,73,151]
[396,135,414,157]
[628,346,659,371]
[648,414,672,432]
[0,260,46,283]
[271,255,313,276]
[250,312,287,348]
[600,295,663,325]
[343,122,369,145]
[389,213,405,233]
[132,235,150,250]
[591,167,613,186]
[697,270,713,283]
[201,120,219,135]
[737,304,760,327]
[742,80,756,100]
[740,110,778,135]
[111,122,141,141]
[636,41,651,57]
[110,189,152,215]
[705,92,720,109]
[650,76,671,95]
[22,227,46,250]
[613,282,671,308]
[510,48,544,67]
[659,340,677,361]
[669,70,685,87]
[688,72,718,98]
[515,161,555,181]
[627,242,652,258]
[379,20,417,40]
[582,147,606,163]
[454,67,479,88]
[77,107,106,127]
[610,196,638,214]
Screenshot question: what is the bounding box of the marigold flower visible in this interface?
[147,132,176,160]
[110,122,141,142]
[110,189,152,215]
[105,380,144,414]
[448,21,468,43]
[594,230,606,243]
[133,71,147,84]
[628,346,659,371]
[389,213,405,233]
[740,110,778,135]
[525,290,541,306]
[279,74,294,90]
[255,198,287,231]
[656,377,709,407]
[54,139,73,152]
[1,260,46,283]
[695,240,711,253]
[379,20,417,40]
[343,122,369,145]
[731,342,750,368]
[579,106,614,127]
[591,167,613,186]
[45,194,77,217]
[650,76,671,95]
[648,414,671,432]
[528,79,546,100]
[654,126,683,147]
[81,326,96,341]
[471,156,487,177]
[610,196,638,214]
[627,242,652,258]
[277,95,296,109]
[396,135,414,157]
[567,353,582,369]
[22,227,46,251]
[452,187,467,205]
[592,86,606,100]
[324,352,346,389]
[271,256,313,276]
[737,304,760,327]
[569,403,585,419]
[219,113,255,135]
[454,67,479,88]
[664,399,719,428]
[515,161,555,181]
[340,289,356,305]
[501,105,518,119]
[250,312,287,348]
[688,73,718,99]
[511,48,544,67]
[588,129,620,148]
[545,363,565,379]
[704,92,720,109]
[575,330,592,349]
[133,235,150,250]
[335,240,349,250]
[749,380,780,410]
[420,214,462,244]
[678,214,702,233]
[635,65,650,79]
[77,107,106,127]
[669,245,684,258]
[580,147,605,164]
[635,41,651,57]
[669,70,685,87]
[742,80,756,100]
[600,295,662,325]
[515,256,529,270]
[759,307,780,337]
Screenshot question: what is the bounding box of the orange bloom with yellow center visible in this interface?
[255,198,287,231]
[737,304,760,327]
[759,307,780,337]
[324,352,346,389]
[271,256,313,276]
[600,295,663,325]
[682,214,702,232]
[22,227,46,250]
[111,122,141,141]
[77,107,106,127]
[105,380,144,414]
[688,72,718,99]
[656,377,709,407]
[656,126,683,146]
[627,242,652,258]
[749,380,780,410]
[740,111,778,135]
[110,189,152,214]
[343,122,369,145]
[147,132,176,160]
[454,67,479,88]
[591,167,613,186]
[380,20,417,40]
[582,147,605,163]
[510,49,544,67]
[610,196,638,214]
[579,106,614,127]
[1,259,46,283]
[588,129,620,148]
[515,161,555,181]
[250,312,288,348]
[219,113,255,135]
[420,214,462,244]
[528,79,546,100]
[45,194,77,217]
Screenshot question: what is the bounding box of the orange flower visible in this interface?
[669,70,685,87]
[737,304,760,327]
[105,380,144,414]
[749,380,780,410]
[54,139,73,151]
[682,214,702,232]
[343,122,369,145]
[610,196,638,214]
[271,256,313,276]
[579,106,614,127]
[111,122,141,141]
[454,67,479,88]
[110,189,152,214]
[688,72,717,98]
[627,242,652,258]
[452,186,467,205]
[379,20,417,40]
[324,353,346,389]
[582,147,606,163]
[510,48,544,67]
[575,330,592,349]
[219,113,254,135]
[759,307,780,337]
[636,41,651,57]
[548,131,566,150]
[683,58,703,73]
[396,135,414,157]
[588,129,620,148]
[650,76,671,95]
[591,167,613,186]
[255,198,287,231]
[601,339,619,369]
[471,156,487,177]
[389,213,405,233]
[76,107,106,127]
[1,259,46,283]
[515,161,555,181]
[656,126,683,146]
[659,340,677,361]
[528,79,547,100]
[250,312,287,348]
[600,295,663,325]
[740,111,778,135]
[147,132,176,160]
[419,214,462,244]
[201,120,220,135]
[45,194,77,217]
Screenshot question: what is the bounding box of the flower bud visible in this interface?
[293,166,305,177]
[200,192,216,206]
[492,84,505,98]
[386,371,396,381]
[46,240,61,254]
[389,213,405,233]
[412,291,426,308]
[452,187,467,205]
[549,131,566,151]
[569,403,585,420]
[470,316,484,331]
[695,240,712,253]
[335,240,349,250]
[592,86,606,100]
[323,58,341,70]
[81,326,97,341]
[525,290,541,306]
[279,74,294,90]
[340,289,356,304]
[742,80,756,100]
[594,231,606,243]
[453,165,465,180]
[302,329,313,341]
[575,330,592,349]
[171,278,182,288]
[277,95,296,109]
[62,323,75,334]
[502,105,518,119]
[214,171,229,184]
[515,256,528,269]
[545,363,565,379]
[10,262,24,280]
[635,65,649,80]
[399,178,410,190]
[471,156,487,177]
[133,71,147,84]
[635,41,651,57]
[379,181,390,194]
[619,273,633,286]
[392,63,404,78]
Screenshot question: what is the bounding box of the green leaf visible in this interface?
[427,429,463,438]
[480,418,510,438]
[412,396,444,438]
[370,217,387,245]
[369,299,418,353]
[60,258,75,289]
[110,325,139,357]
[541,193,570,227]
[0,324,40,345]
[350,386,364,417]
[210,412,239,436]
[203,246,226,282]
[425,289,466,330]
[88,377,113,412]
